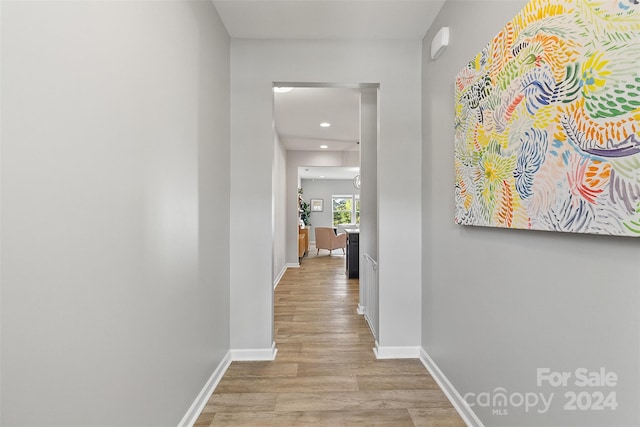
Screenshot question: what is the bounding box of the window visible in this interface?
[332,194,360,226]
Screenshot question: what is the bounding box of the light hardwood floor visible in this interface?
[194,247,465,426]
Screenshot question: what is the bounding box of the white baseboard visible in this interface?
[273,265,288,290]
[178,342,279,426]
[230,342,278,361]
[419,348,483,427]
[178,350,232,427]
[357,304,365,315]
[274,264,301,289]
[373,344,421,359]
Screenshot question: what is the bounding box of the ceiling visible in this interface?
[212,0,447,178]
[274,87,361,152]
[212,0,447,40]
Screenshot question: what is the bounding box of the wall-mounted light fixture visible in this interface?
[431,27,450,60]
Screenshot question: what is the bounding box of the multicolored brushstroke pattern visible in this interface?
[454,0,640,236]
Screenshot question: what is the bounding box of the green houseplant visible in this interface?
[300,199,311,227]
[298,188,311,227]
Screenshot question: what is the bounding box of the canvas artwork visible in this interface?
[454,0,640,236]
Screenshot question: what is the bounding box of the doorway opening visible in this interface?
[271,82,379,342]
[272,84,362,264]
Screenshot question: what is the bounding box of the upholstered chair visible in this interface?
[314,227,347,255]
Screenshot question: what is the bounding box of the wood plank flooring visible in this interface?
[194,248,465,426]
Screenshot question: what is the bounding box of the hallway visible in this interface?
[194,251,465,426]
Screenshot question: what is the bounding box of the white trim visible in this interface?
[419,348,483,427]
[357,304,365,315]
[177,350,232,427]
[231,342,278,361]
[274,264,300,289]
[273,265,288,290]
[373,344,420,359]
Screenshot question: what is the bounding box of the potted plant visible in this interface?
[298,189,311,227]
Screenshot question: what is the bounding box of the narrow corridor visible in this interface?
[195,250,464,426]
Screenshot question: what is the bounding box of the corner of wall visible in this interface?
[419,348,483,427]
[177,351,232,427]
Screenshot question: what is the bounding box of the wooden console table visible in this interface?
[298,226,309,259]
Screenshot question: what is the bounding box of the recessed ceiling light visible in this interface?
[320,145,328,149]
[320,175,326,178]
[320,122,331,127]
[273,87,293,93]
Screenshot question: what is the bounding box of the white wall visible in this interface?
[300,178,360,242]
[272,133,287,285]
[422,1,640,426]
[1,1,231,425]
[231,40,423,352]
[359,89,378,262]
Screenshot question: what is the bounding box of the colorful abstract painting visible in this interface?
[454,0,640,236]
